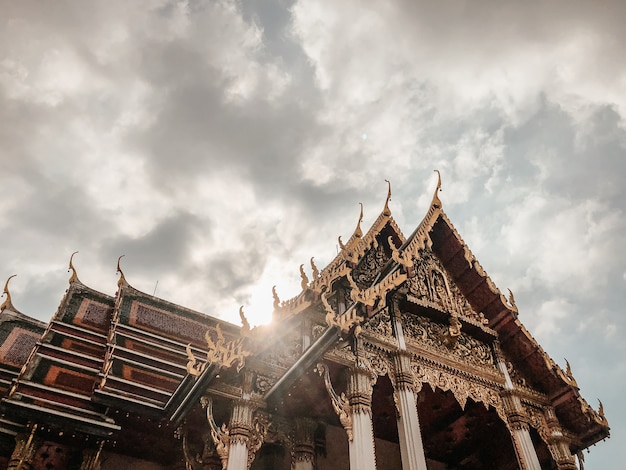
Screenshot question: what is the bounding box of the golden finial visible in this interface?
[272,285,281,310]
[432,170,442,208]
[310,257,319,279]
[598,399,605,419]
[354,203,364,238]
[383,179,391,216]
[300,264,309,291]
[0,275,17,312]
[338,236,346,251]
[116,255,127,288]
[239,306,251,336]
[507,288,517,309]
[565,358,572,377]
[68,251,80,284]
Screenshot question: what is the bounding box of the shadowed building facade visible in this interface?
[0,178,609,469]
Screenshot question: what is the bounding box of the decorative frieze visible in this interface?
[407,248,489,325]
[410,361,506,422]
[400,313,495,369]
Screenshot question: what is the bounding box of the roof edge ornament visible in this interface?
[310,257,320,280]
[0,274,17,312]
[432,169,442,208]
[272,285,281,310]
[354,202,364,238]
[116,255,127,288]
[239,306,251,337]
[383,179,392,216]
[299,264,310,291]
[68,251,80,284]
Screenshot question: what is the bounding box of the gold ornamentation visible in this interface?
[347,269,407,310]
[316,362,353,441]
[362,309,393,343]
[186,323,251,376]
[68,251,80,284]
[411,361,506,423]
[351,242,387,289]
[239,307,251,337]
[354,203,364,239]
[201,397,229,470]
[564,359,578,387]
[0,274,17,312]
[321,292,364,336]
[407,248,488,325]
[389,236,413,270]
[441,316,462,349]
[507,288,517,311]
[299,264,310,291]
[383,179,392,216]
[400,313,495,368]
[116,255,127,288]
[272,286,280,311]
[432,169,442,208]
[310,257,320,280]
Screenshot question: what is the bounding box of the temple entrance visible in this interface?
[417,387,518,469]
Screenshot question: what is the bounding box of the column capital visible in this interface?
[292,418,317,467]
[347,362,376,415]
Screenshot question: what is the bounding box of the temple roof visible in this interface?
[0,175,609,457]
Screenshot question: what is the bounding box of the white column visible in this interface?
[393,352,428,470]
[494,342,541,470]
[226,440,249,470]
[226,398,257,470]
[347,365,377,470]
[390,299,428,470]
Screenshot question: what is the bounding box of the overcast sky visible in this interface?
[1,0,624,466]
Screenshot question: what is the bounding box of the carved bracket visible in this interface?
[200,397,230,470]
[321,292,364,336]
[187,321,251,376]
[315,362,353,441]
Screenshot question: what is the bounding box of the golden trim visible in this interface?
[316,362,353,441]
[116,255,127,288]
[68,251,80,284]
[383,179,392,216]
[0,274,16,312]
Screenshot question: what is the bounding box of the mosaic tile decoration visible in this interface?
[0,327,40,367]
[128,301,209,345]
[74,299,112,332]
[43,364,96,396]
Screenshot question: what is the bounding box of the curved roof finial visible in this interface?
[116,255,127,288]
[239,306,251,336]
[300,264,310,291]
[272,285,281,310]
[432,170,442,208]
[310,257,320,279]
[383,179,392,216]
[68,251,80,284]
[0,275,17,312]
[354,203,364,238]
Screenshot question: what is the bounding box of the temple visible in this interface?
[0,176,609,470]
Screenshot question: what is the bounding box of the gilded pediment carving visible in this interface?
[351,243,390,289]
[362,309,394,344]
[400,313,495,369]
[411,361,506,423]
[408,248,488,325]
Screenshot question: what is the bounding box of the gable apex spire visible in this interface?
[383,179,392,216]
[68,251,80,284]
[0,274,17,313]
[432,169,442,208]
